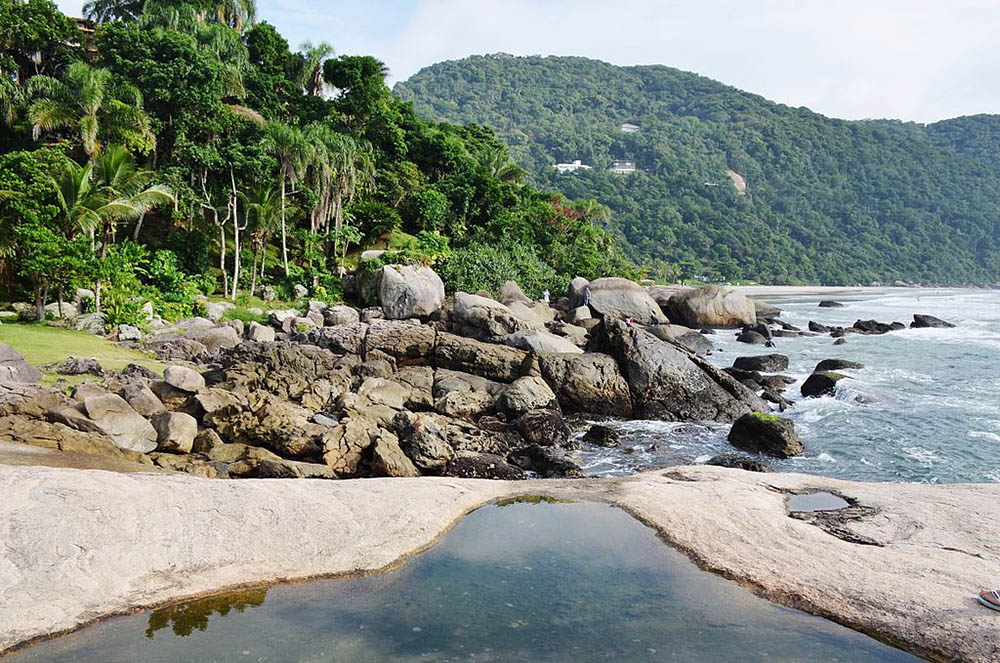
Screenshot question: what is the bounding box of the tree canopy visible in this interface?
[395,54,1000,285]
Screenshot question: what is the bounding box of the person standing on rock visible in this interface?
[581,285,591,308]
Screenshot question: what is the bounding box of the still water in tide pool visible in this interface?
[13,502,915,662]
[578,289,1000,483]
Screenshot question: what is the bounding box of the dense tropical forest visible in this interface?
[0,1,635,328]
[395,54,1000,285]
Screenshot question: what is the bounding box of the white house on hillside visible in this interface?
[554,160,592,174]
[609,159,637,174]
[619,123,640,133]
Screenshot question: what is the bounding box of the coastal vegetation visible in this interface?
[0,1,635,330]
[395,54,1000,285]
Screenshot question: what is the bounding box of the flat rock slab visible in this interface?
[0,464,997,661]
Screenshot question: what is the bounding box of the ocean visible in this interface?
[578,288,1000,483]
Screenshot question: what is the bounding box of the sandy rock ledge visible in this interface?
[0,464,998,661]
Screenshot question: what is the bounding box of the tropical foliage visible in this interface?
[0,2,634,325]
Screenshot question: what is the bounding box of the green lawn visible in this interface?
[0,323,166,385]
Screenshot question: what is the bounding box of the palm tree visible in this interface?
[264,121,309,276]
[28,62,155,159]
[50,145,174,310]
[0,76,26,126]
[213,0,256,32]
[297,41,334,97]
[326,134,373,260]
[479,147,527,183]
[241,182,285,296]
[83,0,145,23]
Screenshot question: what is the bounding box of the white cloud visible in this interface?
[54,0,1000,122]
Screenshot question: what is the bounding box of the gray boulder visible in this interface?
[115,324,142,342]
[734,354,789,373]
[164,365,205,393]
[504,329,583,354]
[585,277,663,322]
[151,411,198,453]
[801,371,850,397]
[601,319,762,421]
[293,284,309,299]
[378,265,445,319]
[121,383,166,418]
[0,343,42,384]
[323,305,361,326]
[665,285,756,328]
[72,312,106,335]
[187,325,240,353]
[499,376,559,416]
[452,291,531,339]
[246,321,276,342]
[499,280,532,305]
[911,314,955,329]
[81,393,158,453]
[815,359,864,372]
[538,352,632,416]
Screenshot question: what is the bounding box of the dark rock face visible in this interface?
[911,314,955,329]
[815,359,864,372]
[818,300,844,308]
[727,412,802,458]
[54,357,103,376]
[706,453,774,472]
[537,352,632,416]
[512,409,571,447]
[801,371,850,397]
[736,330,768,345]
[509,445,583,478]
[733,354,789,373]
[833,338,847,346]
[741,322,772,339]
[601,319,762,422]
[582,424,621,447]
[853,319,904,335]
[445,452,525,480]
[808,321,831,333]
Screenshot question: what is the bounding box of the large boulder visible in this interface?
[120,383,166,418]
[640,324,713,356]
[44,301,78,319]
[246,321,275,343]
[164,365,205,393]
[369,428,421,477]
[727,412,802,458]
[433,332,533,383]
[498,376,559,416]
[0,343,42,384]
[538,352,632,416]
[499,280,532,305]
[72,312,106,335]
[647,285,692,310]
[815,359,864,372]
[585,277,663,322]
[323,305,361,327]
[911,314,955,329]
[377,265,445,319]
[600,319,762,421]
[393,412,454,472]
[81,393,158,453]
[150,411,198,453]
[513,408,571,446]
[452,292,532,340]
[364,320,436,365]
[664,285,756,328]
[504,329,583,355]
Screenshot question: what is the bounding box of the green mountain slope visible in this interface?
[394,54,1000,284]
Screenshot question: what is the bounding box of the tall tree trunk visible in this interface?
[230,169,241,301]
[250,242,259,299]
[280,175,289,277]
[219,223,229,299]
[33,281,44,321]
[131,211,146,241]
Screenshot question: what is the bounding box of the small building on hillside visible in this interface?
[554,160,592,174]
[609,159,637,174]
[619,123,640,133]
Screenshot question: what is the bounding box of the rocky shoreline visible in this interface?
[1,464,997,661]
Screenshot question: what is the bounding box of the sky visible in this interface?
[54,0,1000,123]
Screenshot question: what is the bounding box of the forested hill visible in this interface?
[395,54,1000,285]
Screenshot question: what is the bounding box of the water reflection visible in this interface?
[145,588,267,638]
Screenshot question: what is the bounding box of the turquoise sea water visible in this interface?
[10,502,915,662]
[579,289,1000,483]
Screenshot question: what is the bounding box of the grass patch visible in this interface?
[0,323,166,386]
[221,307,267,324]
[749,412,784,424]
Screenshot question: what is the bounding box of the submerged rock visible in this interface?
[801,371,850,398]
[582,424,621,447]
[727,412,802,458]
[706,453,774,472]
[815,359,864,372]
[818,300,844,308]
[733,354,789,373]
